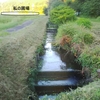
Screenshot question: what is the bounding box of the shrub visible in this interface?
[50,5,76,25]
[84,33,94,44]
[77,18,92,28]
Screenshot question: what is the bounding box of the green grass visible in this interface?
[77,18,92,29]
[55,22,94,45]
[77,45,100,69]
[0,15,36,31]
[55,80,100,100]
[0,15,38,38]
[0,32,9,37]
[0,16,48,100]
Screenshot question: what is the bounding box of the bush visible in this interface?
[84,33,94,44]
[77,18,92,29]
[50,5,76,25]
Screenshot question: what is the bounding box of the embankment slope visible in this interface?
[0,16,48,100]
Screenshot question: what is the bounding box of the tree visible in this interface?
[66,0,100,17]
[82,0,100,17]
[43,7,48,15]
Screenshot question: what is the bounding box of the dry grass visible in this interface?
[0,15,48,100]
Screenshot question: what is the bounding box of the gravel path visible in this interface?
[6,20,33,32]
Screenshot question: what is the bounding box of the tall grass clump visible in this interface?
[77,46,100,69]
[56,23,76,39]
[77,18,92,29]
[56,22,94,45]
[55,22,95,57]
[84,33,94,44]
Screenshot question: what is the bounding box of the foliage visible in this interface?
[40,80,100,100]
[66,0,84,12]
[56,23,76,39]
[55,80,100,100]
[55,21,95,57]
[43,7,48,15]
[49,0,65,11]
[50,5,76,25]
[77,46,100,69]
[82,0,100,17]
[56,22,94,44]
[59,35,72,50]
[65,0,100,17]
[84,33,94,44]
[60,35,71,46]
[36,45,44,56]
[77,18,92,29]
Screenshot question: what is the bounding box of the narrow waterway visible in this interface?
[39,31,81,71]
[39,32,67,71]
[35,30,83,100]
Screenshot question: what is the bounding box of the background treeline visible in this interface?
[48,0,100,17]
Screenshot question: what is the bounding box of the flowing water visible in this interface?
[34,30,83,99]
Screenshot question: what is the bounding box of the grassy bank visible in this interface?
[55,79,100,100]
[0,15,48,100]
[40,79,100,100]
[50,17,100,100]
[55,17,100,76]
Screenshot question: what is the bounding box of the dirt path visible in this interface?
[6,20,33,32]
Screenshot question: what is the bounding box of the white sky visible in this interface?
[0,0,8,3]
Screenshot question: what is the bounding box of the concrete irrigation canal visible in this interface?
[29,26,84,99]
